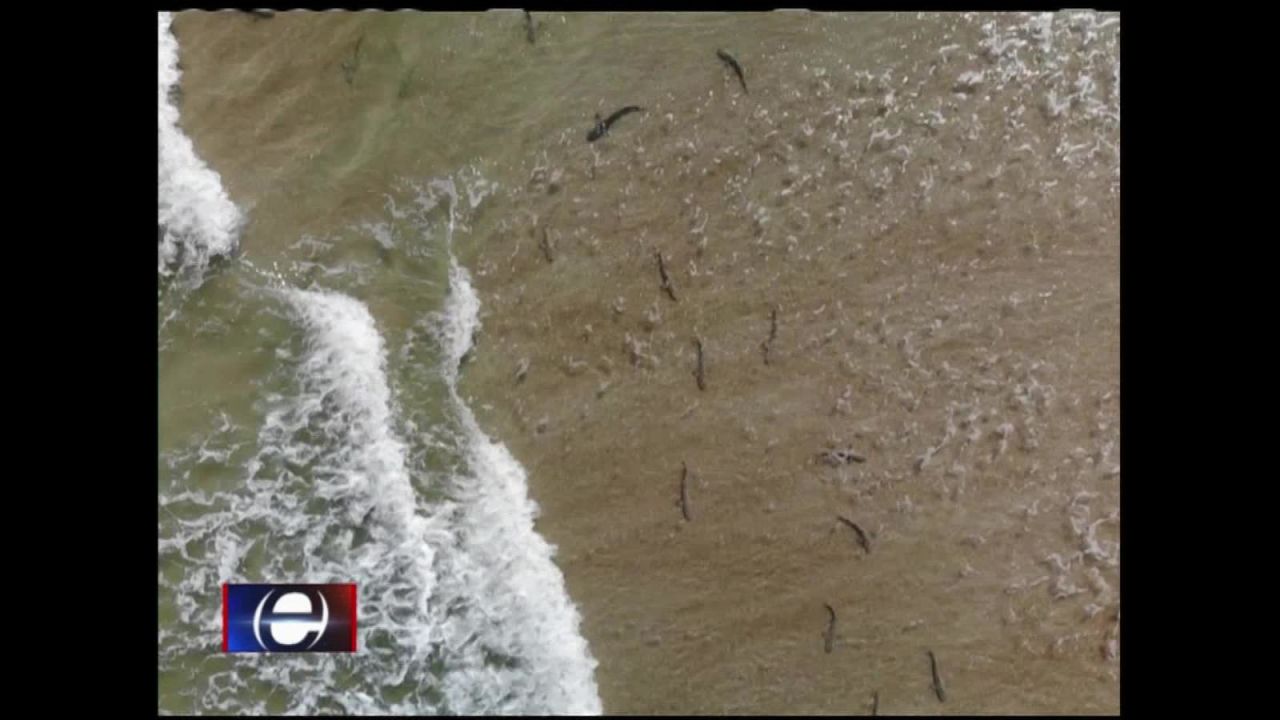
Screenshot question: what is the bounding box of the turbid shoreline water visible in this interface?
[161,10,1118,714]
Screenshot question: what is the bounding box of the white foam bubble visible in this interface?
[425,176,603,714]
[281,290,422,525]
[158,12,243,284]
[161,170,601,713]
[161,288,457,713]
[437,261,601,714]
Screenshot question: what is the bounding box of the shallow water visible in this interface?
[159,10,1118,714]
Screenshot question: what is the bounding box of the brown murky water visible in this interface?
[165,10,1118,715]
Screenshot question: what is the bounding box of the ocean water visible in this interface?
[158,10,1118,715]
[158,12,600,714]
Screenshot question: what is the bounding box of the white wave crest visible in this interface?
[158,12,243,285]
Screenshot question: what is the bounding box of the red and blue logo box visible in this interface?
[222,583,357,653]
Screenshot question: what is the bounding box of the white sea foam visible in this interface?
[158,12,242,285]
[421,176,603,714]
[160,172,601,713]
[230,288,455,712]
